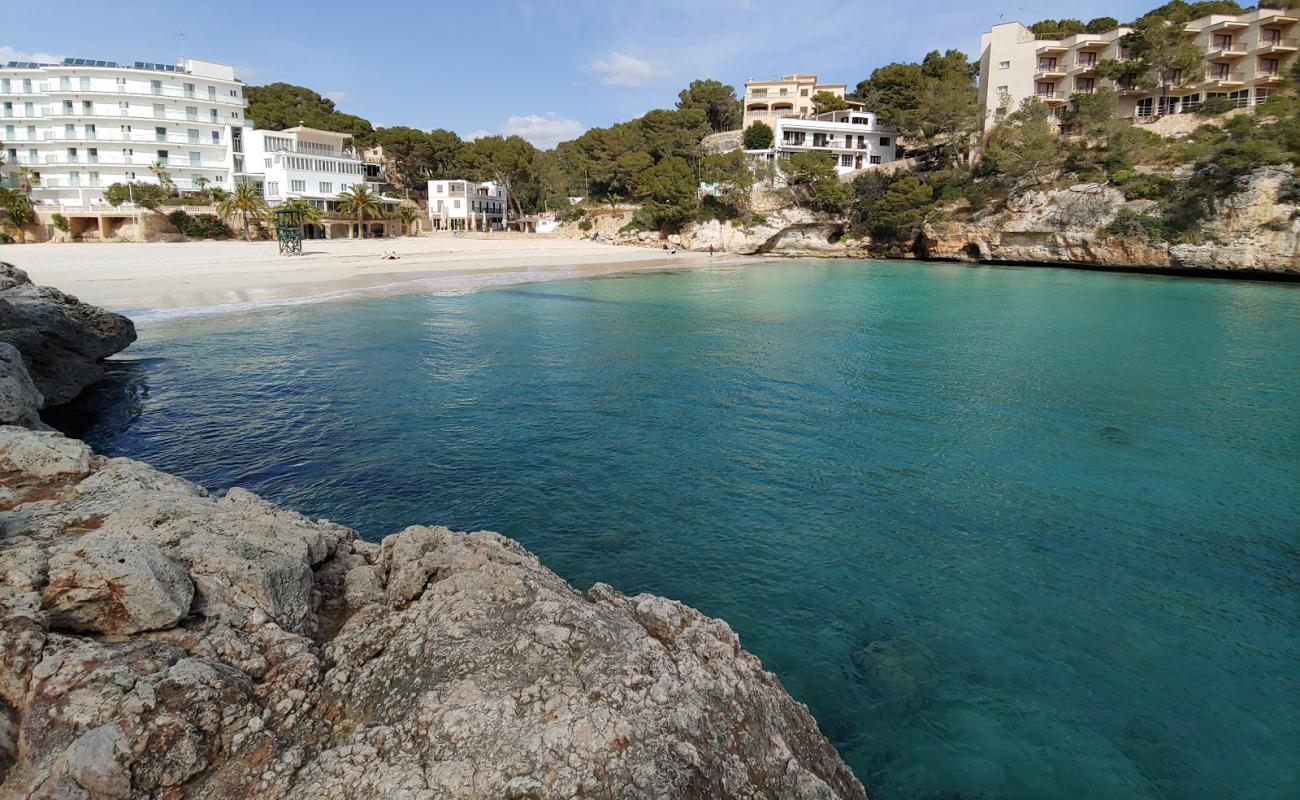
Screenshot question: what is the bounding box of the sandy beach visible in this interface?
[5,235,724,318]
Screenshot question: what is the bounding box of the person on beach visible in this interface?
[709,245,714,258]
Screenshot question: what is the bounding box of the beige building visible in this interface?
[741,73,850,129]
[978,7,1298,128]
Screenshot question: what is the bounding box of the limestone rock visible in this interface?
[0,425,867,799]
[921,166,1299,273]
[0,344,43,429]
[42,537,194,635]
[0,262,136,408]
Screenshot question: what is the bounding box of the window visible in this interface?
[85,124,96,139]
[188,129,199,144]
[454,199,461,208]
[996,85,1009,96]
[840,154,853,167]
[1261,57,1280,76]
[2,125,11,139]
[266,181,279,196]
[189,151,200,166]
[116,77,126,92]
[155,126,167,142]
[0,79,8,93]
[89,171,100,187]
[184,82,195,98]
[21,79,31,93]
[1,102,11,118]
[186,106,198,121]
[80,77,91,91]
[62,100,73,114]
[119,101,130,116]
[879,136,891,146]
[60,76,71,91]
[208,86,216,100]
[998,60,1010,69]
[82,100,93,114]
[291,179,306,192]
[211,130,220,144]
[68,171,80,187]
[150,79,162,95]
[153,103,165,119]
[869,155,881,164]
[64,124,75,138]
[211,108,219,122]
[800,88,809,96]
[66,147,78,162]
[319,182,332,193]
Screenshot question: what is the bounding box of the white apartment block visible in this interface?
[979,7,1298,128]
[427,179,508,231]
[237,126,384,205]
[748,110,898,175]
[742,73,850,129]
[1,56,246,205]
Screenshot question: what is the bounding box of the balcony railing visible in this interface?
[1073,59,1099,70]
[1203,70,1247,85]
[1257,36,1298,50]
[41,86,246,106]
[1207,42,1248,56]
[37,133,225,146]
[1035,91,1070,101]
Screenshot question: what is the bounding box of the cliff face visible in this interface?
[0,272,867,799]
[919,166,1299,274]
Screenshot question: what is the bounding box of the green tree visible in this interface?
[244,83,374,141]
[216,183,270,241]
[103,181,170,209]
[743,120,774,150]
[634,156,698,232]
[149,160,175,195]
[0,187,34,238]
[701,150,756,210]
[610,151,654,198]
[272,197,323,222]
[11,166,39,196]
[872,176,935,240]
[639,108,710,161]
[977,99,1060,186]
[812,91,851,114]
[371,126,465,192]
[1030,19,1087,39]
[854,51,976,139]
[335,184,382,238]
[398,205,420,235]
[1099,14,1205,117]
[1063,88,1121,138]
[676,79,742,132]
[782,151,851,214]
[1086,16,1120,32]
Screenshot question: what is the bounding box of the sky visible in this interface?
[6,0,1161,148]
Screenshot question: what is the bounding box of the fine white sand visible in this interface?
[7,235,727,319]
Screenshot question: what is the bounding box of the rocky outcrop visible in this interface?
[0,263,137,407]
[920,166,1300,274]
[684,208,870,257]
[0,425,866,799]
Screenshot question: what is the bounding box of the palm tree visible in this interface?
[335,184,381,239]
[273,197,323,223]
[217,183,270,241]
[398,205,420,236]
[12,167,39,196]
[149,160,175,195]
[0,187,34,240]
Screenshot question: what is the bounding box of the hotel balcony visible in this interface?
[1202,69,1247,88]
[1035,43,1068,55]
[1206,42,1248,58]
[42,88,247,107]
[1193,19,1249,33]
[1071,58,1100,73]
[1034,90,1070,105]
[1255,37,1298,54]
[1034,66,1068,80]
[1254,69,1289,84]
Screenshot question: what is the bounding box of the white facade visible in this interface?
[749,110,898,175]
[0,57,246,205]
[235,126,383,207]
[427,179,508,231]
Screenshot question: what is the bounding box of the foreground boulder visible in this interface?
[0,426,867,799]
[0,263,137,408]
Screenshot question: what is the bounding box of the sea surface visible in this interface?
[74,260,1300,799]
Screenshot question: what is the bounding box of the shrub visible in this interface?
[167,210,232,239]
[0,232,13,244]
[103,182,171,209]
[1104,209,1169,242]
[1198,96,1239,116]
[51,213,70,233]
[578,218,594,232]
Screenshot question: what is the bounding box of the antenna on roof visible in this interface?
[177,32,186,62]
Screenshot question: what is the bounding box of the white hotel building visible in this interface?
[427,179,508,231]
[1,57,246,205]
[747,110,899,176]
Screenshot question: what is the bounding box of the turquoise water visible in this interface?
[74,260,1299,799]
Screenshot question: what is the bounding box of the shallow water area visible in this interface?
[74,259,1300,799]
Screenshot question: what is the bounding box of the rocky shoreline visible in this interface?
[0,263,867,799]
[567,165,1299,278]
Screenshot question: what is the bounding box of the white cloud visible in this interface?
[500,113,584,148]
[587,52,664,87]
[0,45,64,65]
[324,90,348,104]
